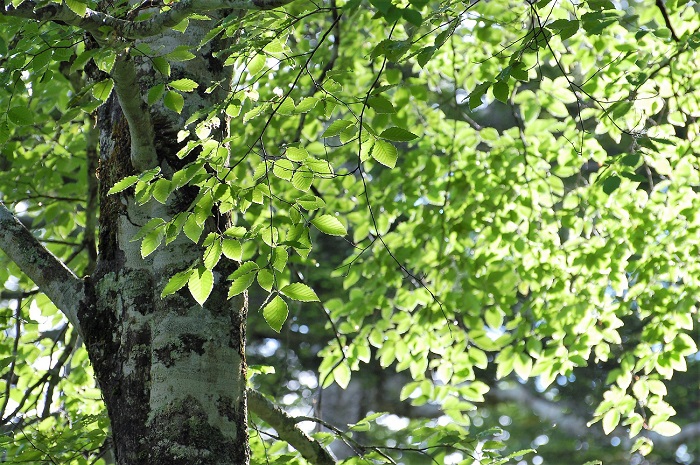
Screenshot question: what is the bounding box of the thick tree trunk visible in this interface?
[76,21,249,465]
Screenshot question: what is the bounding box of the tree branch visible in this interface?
[2,0,296,40]
[655,0,680,42]
[111,53,159,171]
[0,202,84,333]
[115,0,298,38]
[247,388,336,465]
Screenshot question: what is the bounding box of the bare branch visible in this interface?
[0,202,84,333]
[655,0,680,42]
[247,388,336,465]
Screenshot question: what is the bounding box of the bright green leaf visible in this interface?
[188,268,214,306]
[372,140,398,168]
[263,295,288,332]
[222,238,242,261]
[311,214,347,236]
[169,78,199,92]
[164,91,185,114]
[64,0,87,16]
[161,270,193,297]
[322,119,354,138]
[92,79,114,101]
[107,175,138,195]
[280,283,319,302]
[379,127,418,142]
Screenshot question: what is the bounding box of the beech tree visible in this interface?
[0,0,698,464]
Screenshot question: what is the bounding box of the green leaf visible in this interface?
[263,295,288,332]
[334,363,351,389]
[222,238,242,261]
[294,97,319,113]
[64,0,87,17]
[229,261,259,280]
[272,158,294,181]
[247,54,266,75]
[8,106,33,126]
[271,247,288,272]
[172,18,189,33]
[402,8,423,26]
[602,175,621,194]
[141,228,164,258]
[297,195,325,211]
[228,270,256,298]
[379,127,418,142]
[203,239,222,269]
[493,80,509,103]
[183,214,204,243]
[372,140,398,168]
[130,218,165,242]
[311,214,347,236]
[161,270,193,297]
[280,283,319,302]
[107,175,138,194]
[257,269,274,292]
[169,78,199,92]
[150,179,170,204]
[322,119,354,138]
[621,153,641,167]
[224,226,247,238]
[366,95,396,114]
[277,97,295,115]
[653,421,681,437]
[602,409,620,434]
[417,46,436,67]
[0,121,8,144]
[286,146,309,162]
[164,91,185,114]
[147,83,166,105]
[92,79,114,101]
[152,56,171,77]
[469,81,491,110]
[188,268,214,306]
[166,46,196,61]
[292,168,314,192]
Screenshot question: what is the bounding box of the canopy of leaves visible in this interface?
[0,0,698,464]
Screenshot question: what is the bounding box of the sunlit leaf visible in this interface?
[263,295,288,332]
[280,283,319,302]
[188,268,214,306]
[311,215,347,236]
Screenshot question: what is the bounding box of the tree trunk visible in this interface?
[76,22,249,465]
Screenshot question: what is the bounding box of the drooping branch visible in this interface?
[1,0,296,40]
[111,53,159,171]
[0,202,85,334]
[247,388,336,465]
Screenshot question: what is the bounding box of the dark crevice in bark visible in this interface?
[95,94,133,271]
[149,394,246,464]
[154,334,207,367]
